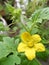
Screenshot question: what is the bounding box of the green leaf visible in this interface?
[0,22,4,31]
[0,22,9,31]
[15,39,20,48]
[28,59,41,65]
[21,58,41,65]
[3,37,16,51]
[30,7,49,23]
[0,42,11,59]
[37,51,48,61]
[21,59,29,65]
[0,53,21,65]
[46,49,49,56]
[5,3,21,21]
[13,27,17,32]
[31,27,39,34]
[0,37,21,65]
[5,3,14,13]
[0,37,18,59]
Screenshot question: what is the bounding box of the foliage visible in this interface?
[26,0,46,17]
[0,1,49,65]
[0,37,21,65]
[5,3,21,22]
[0,22,9,31]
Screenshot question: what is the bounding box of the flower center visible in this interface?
[27,41,34,48]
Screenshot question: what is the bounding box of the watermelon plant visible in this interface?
[0,1,49,65]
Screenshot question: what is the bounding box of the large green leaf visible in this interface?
[3,37,16,51]
[0,37,21,65]
[0,52,21,65]
[21,58,41,65]
[0,42,11,59]
[0,37,18,59]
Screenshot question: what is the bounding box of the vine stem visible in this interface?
[30,22,36,32]
[20,15,30,32]
[20,20,30,32]
[8,22,17,27]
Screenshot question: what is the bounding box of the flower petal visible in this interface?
[34,43,45,52]
[17,42,27,52]
[25,48,36,60]
[21,32,31,42]
[32,34,41,43]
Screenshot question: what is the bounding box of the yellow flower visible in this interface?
[17,32,45,60]
[34,43,45,52]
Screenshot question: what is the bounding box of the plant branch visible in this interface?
[0,17,7,26]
